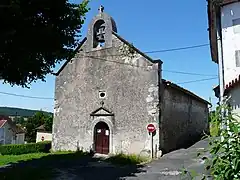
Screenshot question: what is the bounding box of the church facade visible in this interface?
[52,7,209,156]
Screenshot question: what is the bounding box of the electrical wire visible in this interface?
[0,91,54,100]
[93,43,210,57]
[84,55,217,77]
[0,43,217,100]
[0,77,218,100]
[163,70,217,77]
[177,77,218,85]
[144,43,210,54]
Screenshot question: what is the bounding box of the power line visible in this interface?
[177,77,218,85]
[84,55,217,77]
[0,91,54,100]
[163,70,217,77]
[0,51,217,100]
[144,43,210,54]
[94,43,210,57]
[0,77,218,100]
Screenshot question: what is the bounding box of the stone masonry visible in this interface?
[53,7,161,157]
[52,6,209,157]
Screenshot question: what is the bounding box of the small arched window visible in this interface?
[93,20,106,48]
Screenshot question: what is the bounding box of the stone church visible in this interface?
[52,6,210,156]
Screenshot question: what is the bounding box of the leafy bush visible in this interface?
[209,110,221,137]
[206,105,240,179]
[0,141,51,155]
[182,104,240,179]
[106,153,148,165]
[210,121,220,137]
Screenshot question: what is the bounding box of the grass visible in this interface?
[0,151,148,180]
[106,153,149,166]
[0,151,90,180]
[0,152,49,166]
[0,151,81,166]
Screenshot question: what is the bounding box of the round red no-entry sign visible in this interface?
[147,124,156,133]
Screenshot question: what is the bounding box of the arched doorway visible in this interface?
[94,121,110,154]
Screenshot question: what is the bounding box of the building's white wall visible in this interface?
[0,128,5,144]
[228,85,240,121]
[16,133,25,144]
[0,123,25,145]
[4,123,14,144]
[221,2,240,85]
[36,132,52,143]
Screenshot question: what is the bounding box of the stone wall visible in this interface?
[52,33,162,156]
[160,82,209,153]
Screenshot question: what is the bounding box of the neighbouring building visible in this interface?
[36,124,52,143]
[52,6,210,156]
[208,0,240,117]
[160,80,210,153]
[0,116,25,145]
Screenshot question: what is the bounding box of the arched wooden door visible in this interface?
[94,122,110,154]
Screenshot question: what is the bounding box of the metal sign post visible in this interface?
[147,124,156,159]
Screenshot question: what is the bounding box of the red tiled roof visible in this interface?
[0,116,25,134]
[225,75,240,93]
[0,120,7,128]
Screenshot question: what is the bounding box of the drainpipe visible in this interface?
[216,7,226,131]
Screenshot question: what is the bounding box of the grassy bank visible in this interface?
[0,151,88,180]
[0,151,148,180]
[0,153,49,166]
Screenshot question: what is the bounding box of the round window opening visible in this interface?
[100,92,106,98]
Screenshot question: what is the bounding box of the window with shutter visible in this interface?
[0,128,4,142]
[235,50,240,67]
[233,18,240,34]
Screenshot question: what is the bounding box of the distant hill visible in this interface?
[0,107,53,117]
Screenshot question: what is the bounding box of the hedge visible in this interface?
[0,141,51,155]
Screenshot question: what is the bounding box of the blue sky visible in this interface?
[0,0,218,112]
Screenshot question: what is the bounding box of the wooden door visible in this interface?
[94,122,110,154]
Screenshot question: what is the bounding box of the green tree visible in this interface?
[25,111,52,142]
[44,114,53,132]
[14,116,25,125]
[0,0,89,87]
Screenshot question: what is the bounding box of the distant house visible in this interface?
[36,124,52,143]
[0,116,25,145]
[208,0,240,116]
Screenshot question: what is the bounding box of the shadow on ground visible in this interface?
[0,152,146,180]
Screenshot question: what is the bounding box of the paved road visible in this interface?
[53,139,212,180]
[0,139,212,180]
[123,139,212,180]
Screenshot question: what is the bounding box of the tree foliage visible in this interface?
[25,111,53,142]
[13,116,25,125]
[0,0,89,87]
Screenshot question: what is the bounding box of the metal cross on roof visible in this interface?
[98,5,104,13]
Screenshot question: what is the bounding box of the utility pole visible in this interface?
[216,7,226,133]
